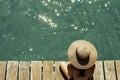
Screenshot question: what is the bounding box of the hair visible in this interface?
[79,69,85,77]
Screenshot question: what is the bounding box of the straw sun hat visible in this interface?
[68,40,98,69]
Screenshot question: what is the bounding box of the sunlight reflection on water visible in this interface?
[0,0,120,60]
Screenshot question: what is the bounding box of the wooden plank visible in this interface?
[31,61,42,80]
[104,60,116,80]
[55,61,64,80]
[93,61,104,80]
[6,61,18,80]
[0,61,6,80]
[43,61,54,80]
[19,61,30,80]
[115,60,120,80]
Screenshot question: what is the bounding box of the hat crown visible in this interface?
[77,46,90,59]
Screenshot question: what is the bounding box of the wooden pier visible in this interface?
[0,60,120,80]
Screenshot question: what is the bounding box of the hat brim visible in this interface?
[68,40,98,69]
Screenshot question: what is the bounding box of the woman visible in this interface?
[59,40,98,80]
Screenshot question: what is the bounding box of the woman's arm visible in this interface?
[59,62,70,80]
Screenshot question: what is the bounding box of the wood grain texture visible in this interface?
[19,61,30,80]
[0,61,6,80]
[43,61,54,80]
[6,61,18,80]
[93,61,104,80]
[115,60,120,80]
[104,61,116,80]
[31,61,42,80]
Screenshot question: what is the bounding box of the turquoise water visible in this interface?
[0,0,120,60]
